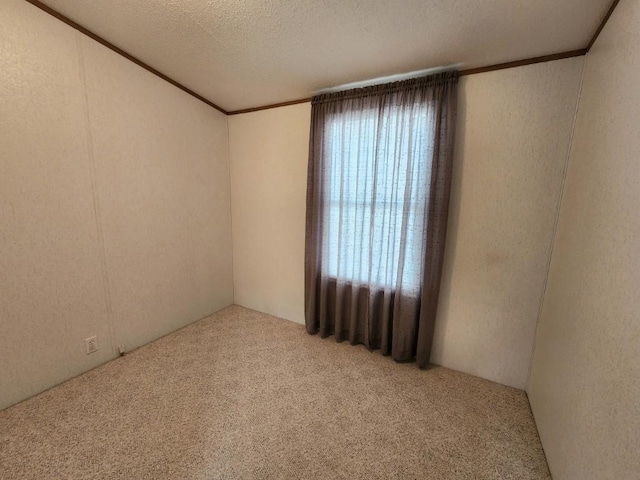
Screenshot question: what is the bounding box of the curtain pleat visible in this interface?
[305,71,458,367]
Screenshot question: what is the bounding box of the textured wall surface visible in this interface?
[528,0,640,477]
[80,37,233,351]
[229,104,310,324]
[0,0,232,410]
[227,60,584,389]
[40,0,610,110]
[0,0,113,412]
[431,59,584,389]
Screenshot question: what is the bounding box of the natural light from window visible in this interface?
[321,103,433,294]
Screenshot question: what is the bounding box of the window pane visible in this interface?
[321,102,432,293]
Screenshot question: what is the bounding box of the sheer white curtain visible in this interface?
[323,103,434,295]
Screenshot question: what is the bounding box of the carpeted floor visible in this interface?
[0,305,550,479]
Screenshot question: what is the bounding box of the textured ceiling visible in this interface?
[39,0,611,112]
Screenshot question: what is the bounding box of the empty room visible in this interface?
[1,0,638,478]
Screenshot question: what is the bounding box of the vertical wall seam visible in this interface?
[75,33,117,356]
[525,56,588,392]
[226,115,236,304]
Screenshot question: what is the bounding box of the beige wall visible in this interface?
[228,60,584,388]
[528,0,640,478]
[0,0,233,410]
[432,59,584,388]
[80,37,233,350]
[229,104,310,323]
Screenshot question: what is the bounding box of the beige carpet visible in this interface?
[0,305,550,479]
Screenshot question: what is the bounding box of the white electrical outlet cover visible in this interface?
[85,336,98,354]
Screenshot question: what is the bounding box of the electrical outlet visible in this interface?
[85,335,98,354]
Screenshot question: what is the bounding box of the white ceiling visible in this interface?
[39,0,611,112]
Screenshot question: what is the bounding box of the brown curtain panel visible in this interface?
[304,71,458,367]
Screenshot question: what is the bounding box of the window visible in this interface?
[321,102,433,294]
